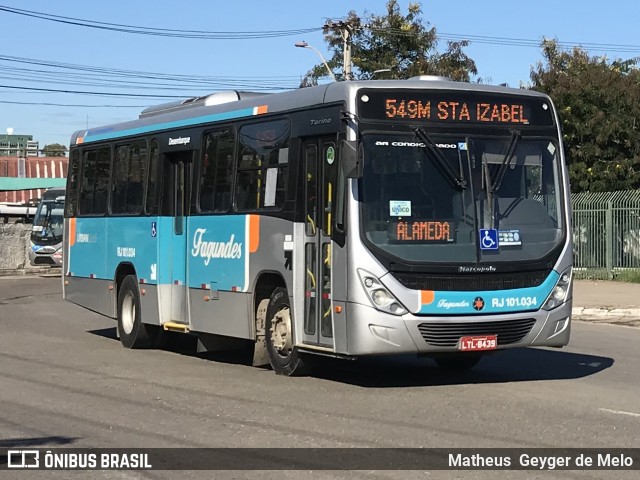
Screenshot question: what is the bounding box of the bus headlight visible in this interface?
[542,267,572,311]
[358,269,407,316]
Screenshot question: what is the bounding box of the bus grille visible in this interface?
[392,270,550,291]
[417,318,537,347]
[33,256,57,265]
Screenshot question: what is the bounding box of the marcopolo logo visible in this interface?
[389,200,412,217]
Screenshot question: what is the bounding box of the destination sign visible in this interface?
[358,89,555,126]
[389,220,455,243]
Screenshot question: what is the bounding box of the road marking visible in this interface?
[600,408,640,418]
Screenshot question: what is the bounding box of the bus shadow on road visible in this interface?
[88,327,614,387]
[88,327,255,365]
[308,348,615,388]
[0,435,78,448]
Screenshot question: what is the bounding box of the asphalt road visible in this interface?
[1,275,639,480]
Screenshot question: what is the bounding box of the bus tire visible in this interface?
[434,354,483,370]
[117,275,156,349]
[264,287,307,376]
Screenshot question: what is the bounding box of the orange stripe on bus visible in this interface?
[249,215,260,253]
[256,105,268,114]
[69,217,76,247]
[421,290,435,305]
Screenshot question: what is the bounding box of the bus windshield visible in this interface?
[360,131,564,264]
[31,194,65,246]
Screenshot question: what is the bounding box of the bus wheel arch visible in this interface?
[114,263,136,303]
[116,272,156,349]
[252,272,286,368]
[264,286,307,376]
[252,273,306,375]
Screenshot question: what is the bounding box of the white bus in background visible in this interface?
[29,187,65,266]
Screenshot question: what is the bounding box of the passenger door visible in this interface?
[160,150,192,324]
[300,137,337,347]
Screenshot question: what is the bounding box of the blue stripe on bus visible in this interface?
[418,271,559,315]
[68,216,249,291]
[82,107,260,143]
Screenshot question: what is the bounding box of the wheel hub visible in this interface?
[121,291,135,335]
[270,307,293,356]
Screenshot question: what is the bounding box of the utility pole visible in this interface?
[324,20,354,80]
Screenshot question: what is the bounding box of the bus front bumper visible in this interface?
[343,300,572,357]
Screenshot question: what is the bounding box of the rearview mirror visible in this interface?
[340,139,361,178]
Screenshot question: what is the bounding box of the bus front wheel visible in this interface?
[117,275,156,349]
[264,287,307,376]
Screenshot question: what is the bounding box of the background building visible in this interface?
[0,156,68,203]
[0,134,39,157]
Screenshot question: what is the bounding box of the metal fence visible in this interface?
[571,190,640,280]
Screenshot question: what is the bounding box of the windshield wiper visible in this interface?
[490,129,521,192]
[412,126,467,190]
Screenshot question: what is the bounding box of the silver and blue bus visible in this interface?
[29,187,65,267]
[63,78,572,375]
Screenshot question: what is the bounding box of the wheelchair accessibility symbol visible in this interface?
[479,229,499,250]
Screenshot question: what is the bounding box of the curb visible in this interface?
[572,307,640,327]
[0,267,61,277]
[572,307,640,318]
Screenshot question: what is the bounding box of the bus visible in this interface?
[29,187,65,266]
[63,78,572,375]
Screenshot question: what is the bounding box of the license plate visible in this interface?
[459,335,497,351]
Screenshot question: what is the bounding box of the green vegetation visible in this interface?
[612,270,640,284]
[301,0,477,84]
[42,143,68,157]
[529,40,640,193]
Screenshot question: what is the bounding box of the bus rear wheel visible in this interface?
[434,354,483,370]
[117,275,157,349]
[264,287,307,376]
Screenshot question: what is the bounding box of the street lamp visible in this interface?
[372,69,392,79]
[295,41,337,82]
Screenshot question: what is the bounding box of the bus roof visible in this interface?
[70,79,552,145]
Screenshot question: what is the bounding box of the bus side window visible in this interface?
[200,128,235,213]
[112,142,147,215]
[235,119,290,212]
[145,140,160,215]
[78,147,110,216]
[65,150,80,217]
[111,145,130,214]
[127,142,147,214]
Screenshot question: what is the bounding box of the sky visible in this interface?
[1,0,640,151]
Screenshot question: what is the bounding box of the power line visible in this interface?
[3,4,639,54]
[0,100,148,107]
[366,26,640,55]
[0,55,301,87]
[0,84,187,98]
[0,54,302,97]
[0,5,322,39]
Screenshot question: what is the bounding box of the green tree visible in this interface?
[42,143,68,157]
[530,39,640,192]
[302,0,477,84]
